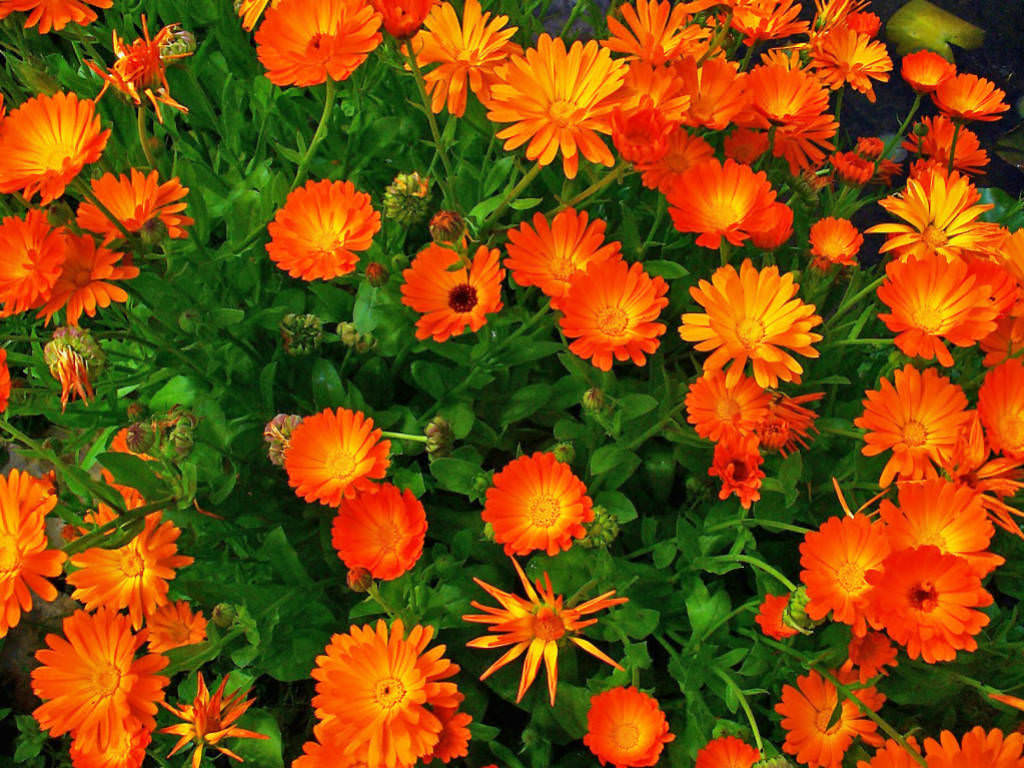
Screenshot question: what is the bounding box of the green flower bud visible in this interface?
[425,416,454,459]
[552,441,575,464]
[582,387,605,414]
[383,172,431,226]
[211,603,237,628]
[264,413,302,466]
[579,505,619,549]
[280,313,323,356]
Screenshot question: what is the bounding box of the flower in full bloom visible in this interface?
[685,369,771,442]
[708,432,765,509]
[36,233,139,326]
[756,594,799,640]
[400,243,504,342]
[266,179,380,281]
[731,0,808,44]
[145,601,208,653]
[482,452,594,557]
[0,0,112,34]
[695,735,760,768]
[810,28,892,102]
[675,56,749,132]
[0,92,110,205]
[0,209,66,317]
[979,357,1024,460]
[559,259,669,371]
[847,632,898,683]
[900,50,954,94]
[932,73,1011,122]
[923,728,1024,768]
[464,557,627,705]
[809,217,863,270]
[331,483,427,580]
[903,115,988,175]
[602,0,708,65]
[77,170,193,244]
[635,126,714,193]
[584,686,675,767]
[284,408,391,506]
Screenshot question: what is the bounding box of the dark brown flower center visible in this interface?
[909,581,939,612]
[448,283,478,313]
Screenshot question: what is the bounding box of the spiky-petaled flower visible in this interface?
[43,326,104,412]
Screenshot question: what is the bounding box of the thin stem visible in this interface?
[820,425,864,441]
[824,275,885,332]
[697,11,733,66]
[738,42,759,72]
[720,240,732,267]
[712,667,764,751]
[704,553,797,591]
[367,582,399,619]
[947,120,962,176]
[551,163,627,214]
[874,93,922,174]
[63,496,176,555]
[703,518,812,535]
[292,77,338,189]
[137,107,157,169]
[480,162,542,234]
[380,430,429,443]
[833,87,844,130]
[404,40,457,208]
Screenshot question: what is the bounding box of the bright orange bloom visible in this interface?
[749,201,794,250]
[800,514,890,636]
[0,349,8,413]
[857,738,923,768]
[559,259,669,371]
[77,170,192,244]
[284,407,391,506]
[331,482,427,580]
[809,217,863,270]
[846,11,881,36]
[0,469,64,638]
[266,179,380,282]
[685,369,771,442]
[924,728,1024,768]
[616,60,692,121]
[464,557,626,706]
[312,619,462,767]
[424,703,472,764]
[865,546,992,662]
[0,0,111,34]
[855,364,969,487]
[680,259,823,389]
[847,632,897,683]
[979,357,1024,459]
[255,0,383,87]
[933,73,1011,122]
[292,721,371,768]
[37,234,139,326]
[0,92,109,205]
[413,0,519,117]
[723,127,770,165]
[145,601,207,653]
[482,452,594,557]
[42,326,99,412]
[611,100,674,165]
[504,208,622,309]
[69,725,151,768]
[602,0,709,65]
[903,116,988,175]
[756,593,799,640]
[372,0,437,39]
[160,672,268,768]
[400,243,504,342]
[775,668,884,768]
[0,209,66,317]
[696,736,760,768]
[731,0,808,44]
[708,432,765,509]
[832,150,874,185]
[32,607,169,752]
[675,56,749,131]
[756,391,823,456]
[900,50,954,94]
[989,693,1024,712]
[811,28,892,102]
[486,35,627,179]
[666,159,780,249]
[855,136,884,158]
[237,0,275,30]
[635,126,714,193]
[584,686,675,768]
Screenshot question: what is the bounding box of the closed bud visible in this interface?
[280,313,323,356]
[552,442,575,464]
[354,333,377,353]
[336,321,360,347]
[211,603,237,628]
[582,387,605,413]
[139,216,168,247]
[579,505,619,548]
[429,210,466,244]
[168,416,196,459]
[383,172,431,226]
[264,413,302,466]
[425,416,454,459]
[159,27,197,59]
[125,421,156,454]
[754,758,796,768]
[913,122,929,137]
[347,566,374,593]
[783,586,820,634]
[365,261,389,287]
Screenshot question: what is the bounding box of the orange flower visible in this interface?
[482,452,594,557]
[464,557,626,706]
[602,0,708,65]
[504,208,622,309]
[559,259,668,371]
[371,0,437,39]
[32,607,169,752]
[978,357,1024,459]
[679,259,823,389]
[237,0,275,30]
[696,736,760,768]
[932,73,1010,122]
[331,482,427,580]
[857,738,923,768]
[775,669,885,768]
[799,514,890,635]
[77,170,192,244]
[266,179,380,281]
[284,407,391,506]
[635,126,714,193]
[846,11,881,36]
[855,364,969,487]
[0,92,110,205]
[400,243,504,342]
[832,150,874,185]
[255,0,383,87]
[750,202,795,251]
[730,0,808,44]
[675,56,749,131]
[160,673,268,768]
[724,128,770,165]
[486,35,627,179]
[924,728,1024,768]
[0,0,111,34]
[0,209,66,317]
[900,50,954,93]
[847,632,897,683]
[413,0,519,117]
[145,601,207,653]
[1,469,64,638]
[856,136,884,158]
[903,116,988,175]
[584,686,675,768]
[69,726,151,768]
[708,432,765,509]
[611,99,675,165]
[311,619,461,767]
[755,391,823,456]
[809,217,863,270]
[685,369,771,442]
[36,233,139,326]
[865,546,992,662]
[756,593,799,640]
[292,721,369,768]
[424,704,472,764]
[810,28,892,102]
[616,60,692,121]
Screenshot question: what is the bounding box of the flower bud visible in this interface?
[347,567,374,593]
[43,327,104,412]
[159,26,197,59]
[429,210,466,244]
[913,122,929,137]
[582,387,605,414]
[126,402,145,421]
[336,321,359,347]
[782,586,820,634]
[125,421,156,454]
[754,758,797,768]
[579,505,619,549]
[383,172,431,226]
[425,416,454,459]
[211,603,237,628]
[552,442,575,464]
[167,413,196,459]
[365,261,389,287]
[280,313,323,356]
[264,413,302,466]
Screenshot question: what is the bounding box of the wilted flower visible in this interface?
[43,326,104,412]
[264,413,302,466]
[383,171,432,225]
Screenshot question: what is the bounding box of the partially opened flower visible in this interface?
[847,631,897,683]
[811,28,892,102]
[924,728,1024,768]
[602,0,707,65]
[584,686,675,767]
[331,482,427,580]
[371,0,437,39]
[36,234,139,326]
[809,217,862,270]
[675,57,749,132]
[933,73,1010,122]
[77,170,193,244]
[685,369,771,442]
[755,391,823,456]
[900,50,954,93]
[464,557,627,705]
[755,593,798,640]
[424,703,472,764]
[903,116,988,175]
[0,209,66,317]
[708,432,765,509]
[146,601,208,653]
[43,326,103,412]
[611,99,675,165]
[832,150,874,185]
[978,357,1024,459]
[635,126,714,193]
[0,0,111,34]
[695,735,760,768]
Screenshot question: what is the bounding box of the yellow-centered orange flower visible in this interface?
[932,73,1010,122]
[730,0,809,44]
[809,217,862,270]
[810,28,892,102]
[978,357,1024,460]
[685,369,771,442]
[77,169,193,244]
[0,0,112,34]
[584,686,675,768]
[602,0,709,65]
[464,557,627,705]
[0,209,66,317]
[679,259,823,389]
[37,233,139,327]
[146,601,208,653]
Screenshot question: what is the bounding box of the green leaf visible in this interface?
[685,578,731,639]
[231,709,284,768]
[778,451,803,506]
[256,527,312,586]
[595,490,637,523]
[590,445,631,476]
[96,452,170,502]
[509,196,542,210]
[653,540,677,569]
[616,603,660,639]
[618,394,658,421]
[353,281,380,333]
[430,457,482,495]
[149,374,199,411]
[642,260,689,279]
[311,357,345,408]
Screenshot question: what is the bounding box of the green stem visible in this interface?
[63,496,176,555]
[703,518,812,535]
[704,553,797,591]
[480,162,542,234]
[874,93,922,174]
[738,41,759,72]
[720,240,732,267]
[137,107,157,169]
[697,10,733,66]
[833,87,844,130]
[823,275,885,333]
[552,163,627,214]
[404,40,458,209]
[820,425,864,441]
[947,120,962,176]
[712,667,764,751]
[367,582,399,619]
[821,338,892,348]
[292,77,337,189]
[380,430,429,443]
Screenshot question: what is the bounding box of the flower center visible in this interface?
[835,561,865,593]
[921,225,949,250]
[0,533,21,573]
[448,283,478,313]
[911,304,945,334]
[119,547,146,577]
[596,306,629,337]
[715,396,741,421]
[375,519,404,551]
[549,256,576,282]
[758,416,789,450]
[547,99,578,129]
[909,581,939,612]
[91,662,123,698]
[327,450,357,481]
[736,318,766,350]
[531,608,566,641]
[527,495,561,528]
[307,32,329,55]
[373,677,407,710]
[902,419,927,447]
[729,458,750,482]
[611,723,641,750]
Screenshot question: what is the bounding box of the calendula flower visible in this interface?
[371,0,437,39]
[504,208,622,309]
[756,593,799,640]
[413,0,519,117]
[809,217,863,270]
[331,483,427,580]
[32,607,169,752]
[709,432,765,509]
[284,407,391,506]
[730,0,809,44]
[903,116,988,175]
[0,91,110,205]
[482,452,594,557]
[160,672,268,768]
[425,704,473,764]
[0,0,111,34]
[846,11,881,36]
[400,243,504,342]
[900,49,954,93]
[602,0,708,65]
[237,0,275,30]
[675,56,749,132]
[611,99,674,165]
[559,259,668,371]
[775,669,885,768]
[924,728,1024,768]
[584,686,675,768]
[696,736,760,768]
[680,259,823,389]
[685,369,771,442]
[486,34,627,179]
[266,179,380,281]
[865,546,992,662]
[755,391,823,456]
[464,557,627,706]
[855,364,969,487]
[978,357,1024,459]
[724,128,770,165]
[858,738,924,768]
[749,201,794,250]
[811,28,892,102]
[36,233,139,326]
[932,73,1010,122]
[146,601,208,653]
[77,169,192,244]
[832,150,874,185]
[43,326,104,412]
[635,125,714,193]
[847,632,897,683]
[0,209,66,317]
[255,0,383,87]
[311,619,462,767]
